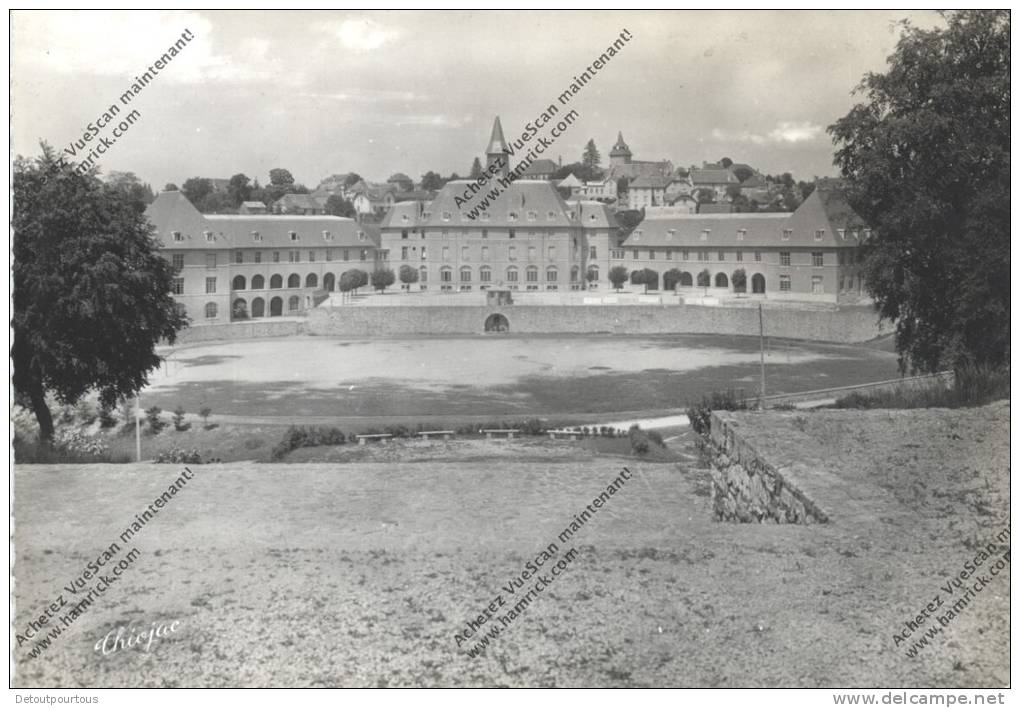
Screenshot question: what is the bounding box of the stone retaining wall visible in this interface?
[175,319,305,344]
[309,304,886,343]
[706,411,828,524]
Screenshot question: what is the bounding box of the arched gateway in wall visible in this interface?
[484,313,509,333]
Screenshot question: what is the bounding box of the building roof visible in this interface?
[273,193,327,211]
[556,173,583,188]
[608,161,673,181]
[144,191,378,250]
[565,199,620,229]
[609,131,632,158]
[486,116,508,156]
[630,176,673,189]
[698,203,734,214]
[740,173,766,188]
[394,189,435,202]
[522,159,559,177]
[621,188,868,249]
[690,168,739,186]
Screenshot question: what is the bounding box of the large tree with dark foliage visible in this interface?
[12,145,188,441]
[829,11,1009,373]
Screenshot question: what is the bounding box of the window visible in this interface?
[700,229,709,241]
[360,249,368,261]
[440,267,452,282]
[255,252,262,264]
[358,231,366,241]
[342,249,349,261]
[632,249,639,259]
[546,266,557,282]
[442,246,450,261]
[204,231,214,243]
[289,231,298,242]
[309,251,317,262]
[649,250,656,260]
[698,251,707,262]
[506,267,518,282]
[508,211,518,221]
[548,246,556,260]
[528,246,536,261]
[234,251,243,264]
[736,251,743,262]
[252,275,265,289]
[289,295,300,311]
[461,246,469,261]
[480,212,490,222]
[526,266,538,282]
[401,246,409,260]
[754,251,762,263]
[460,266,471,282]
[172,277,184,295]
[718,251,725,261]
[812,276,824,294]
[589,246,597,259]
[273,251,280,263]
[780,252,791,266]
[863,229,872,240]
[780,275,791,292]
[288,274,300,288]
[252,231,261,242]
[682,249,689,261]
[171,254,184,271]
[421,246,427,260]
[326,249,333,262]
[837,229,846,240]
[419,266,428,283]
[782,229,792,241]
[480,266,492,283]
[547,211,557,220]
[611,249,624,259]
[323,231,333,242]
[814,229,825,241]
[482,229,488,238]
[172,231,183,242]
[206,254,217,269]
[737,229,746,241]
[666,250,673,261]
[205,277,217,294]
[508,246,517,261]
[812,252,824,267]
[442,211,452,221]
[205,302,217,319]
[401,229,409,239]
[288,251,297,263]
[509,229,516,239]
[481,246,489,260]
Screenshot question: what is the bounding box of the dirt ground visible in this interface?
[12,402,1008,687]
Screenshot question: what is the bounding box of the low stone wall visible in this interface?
[174,319,305,344]
[308,304,886,343]
[706,411,828,524]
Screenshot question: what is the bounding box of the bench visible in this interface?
[417,430,454,441]
[482,429,520,440]
[356,434,393,445]
[547,429,581,441]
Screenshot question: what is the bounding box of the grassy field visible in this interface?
[12,402,1009,687]
[139,334,901,420]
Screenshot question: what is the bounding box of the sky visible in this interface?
[11,10,943,190]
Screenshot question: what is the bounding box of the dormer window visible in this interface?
[863,229,872,240]
[508,211,519,221]
[814,229,825,241]
[323,231,333,242]
[837,229,846,240]
[547,211,557,220]
[401,214,410,223]
[422,211,432,219]
[667,229,676,239]
[527,211,537,221]
[782,229,792,241]
[737,229,747,241]
[172,231,183,242]
[589,214,597,222]
[700,229,710,241]
[567,211,575,220]
[442,211,452,222]
[357,231,366,242]
[289,231,299,241]
[204,231,214,242]
[251,231,262,242]
[633,230,642,241]
[480,212,490,222]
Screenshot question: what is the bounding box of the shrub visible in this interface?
[145,406,166,434]
[199,406,212,429]
[14,436,129,464]
[172,406,191,432]
[686,389,749,437]
[628,425,650,455]
[54,429,109,456]
[153,446,202,464]
[271,425,347,461]
[98,403,118,428]
[646,429,665,447]
[771,401,796,411]
[833,366,1009,410]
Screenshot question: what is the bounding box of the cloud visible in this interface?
[297,89,426,104]
[711,121,825,146]
[12,11,276,83]
[320,18,397,52]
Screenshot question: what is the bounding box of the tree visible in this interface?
[325,194,356,217]
[343,173,363,188]
[470,157,483,179]
[585,267,599,287]
[197,191,233,214]
[798,180,816,202]
[181,177,213,206]
[371,268,396,293]
[227,173,253,208]
[420,171,444,191]
[829,10,1009,373]
[12,145,188,442]
[269,168,295,186]
[338,270,360,295]
[695,188,715,204]
[104,172,154,213]
[609,266,629,291]
[631,268,658,293]
[733,165,754,183]
[398,265,420,291]
[719,157,733,168]
[697,269,711,288]
[163,182,179,191]
[725,184,742,202]
[732,268,747,293]
[582,139,602,174]
[663,268,683,291]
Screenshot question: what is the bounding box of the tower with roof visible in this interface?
[485,117,509,178]
[609,131,633,166]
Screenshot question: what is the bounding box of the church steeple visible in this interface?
[485,116,509,177]
[609,131,632,166]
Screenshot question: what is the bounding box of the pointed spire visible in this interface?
[486,116,508,155]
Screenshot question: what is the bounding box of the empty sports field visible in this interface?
[142,334,901,420]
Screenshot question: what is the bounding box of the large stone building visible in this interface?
[615,186,870,303]
[145,191,381,323]
[378,117,620,292]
